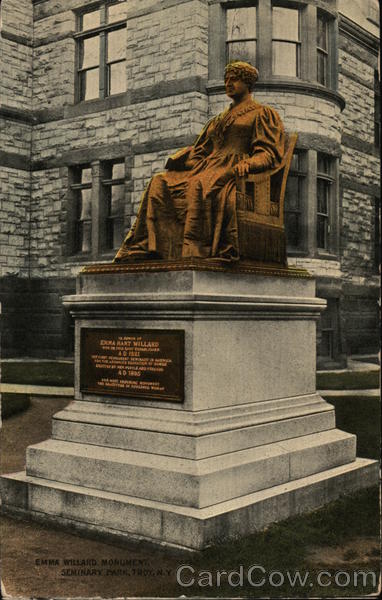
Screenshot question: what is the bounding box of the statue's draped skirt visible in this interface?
[114,98,285,262]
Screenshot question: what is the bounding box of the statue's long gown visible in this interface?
[114,97,285,262]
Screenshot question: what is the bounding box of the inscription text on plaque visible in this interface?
[80,328,184,401]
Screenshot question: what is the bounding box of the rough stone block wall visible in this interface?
[0,276,76,358]
[339,50,375,144]
[338,38,380,280]
[1,39,33,111]
[33,38,76,111]
[0,0,33,109]
[0,168,30,277]
[341,288,380,355]
[26,277,77,358]
[126,0,208,88]
[0,277,30,358]
[0,120,32,156]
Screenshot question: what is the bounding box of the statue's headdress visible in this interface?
[224,61,259,91]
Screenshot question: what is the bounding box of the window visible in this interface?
[76,1,127,102]
[318,298,338,359]
[284,151,306,249]
[68,159,126,257]
[226,6,257,65]
[316,154,334,251]
[70,166,92,253]
[101,161,125,250]
[272,6,300,78]
[317,13,329,86]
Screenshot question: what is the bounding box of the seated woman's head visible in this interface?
[224,61,259,92]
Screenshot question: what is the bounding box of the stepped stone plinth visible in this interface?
[1,262,378,550]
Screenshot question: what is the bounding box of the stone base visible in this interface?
[1,269,378,550]
[1,458,377,551]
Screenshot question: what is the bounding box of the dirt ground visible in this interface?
[0,397,380,598]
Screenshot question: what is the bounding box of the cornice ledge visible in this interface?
[0,105,36,125]
[206,80,346,111]
[339,15,380,55]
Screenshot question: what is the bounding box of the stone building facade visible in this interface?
[0,0,380,365]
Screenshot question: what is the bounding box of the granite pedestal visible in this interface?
[1,262,378,550]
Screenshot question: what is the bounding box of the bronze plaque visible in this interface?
[80,328,184,402]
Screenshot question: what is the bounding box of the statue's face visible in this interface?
[224,73,249,99]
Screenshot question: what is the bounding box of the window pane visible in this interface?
[272,7,299,41]
[285,175,300,210]
[79,189,92,220]
[318,154,330,174]
[317,180,328,214]
[112,162,125,179]
[286,213,300,247]
[108,1,127,23]
[111,184,125,215]
[74,189,92,253]
[81,168,92,184]
[227,40,257,65]
[272,42,298,77]
[319,330,333,357]
[226,7,257,41]
[317,16,328,50]
[290,153,302,172]
[80,68,100,100]
[81,10,100,31]
[108,61,126,95]
[80,36,100,69]
[107,29,125,62]
[317,51,327,86]
[317,215,328,249]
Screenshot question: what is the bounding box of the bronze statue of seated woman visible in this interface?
[114,61,292,265]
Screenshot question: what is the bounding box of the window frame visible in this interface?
[69,165,93,255]
[100,160,126,252]
[225,4,258,67]
[271,3,302,79]
[316,152,336,255]
[67,158,127,260]
[74,1,127,103]
[316,11,329,86]
[284,150,307,251]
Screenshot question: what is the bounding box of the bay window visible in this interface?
[210,1,337,90]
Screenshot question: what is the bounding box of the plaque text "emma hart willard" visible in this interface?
[80,328,184,401]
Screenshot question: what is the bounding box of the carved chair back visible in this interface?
[234,132,297,264]
[236,132,298,227]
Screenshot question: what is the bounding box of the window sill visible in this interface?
[286,248,309,257]
[64,93,128,119]
[314,252,339,261]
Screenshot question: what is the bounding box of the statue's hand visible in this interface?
[234,160,251,177]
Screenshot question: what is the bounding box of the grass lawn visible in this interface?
[317,369,379,390]
[185,486,380,597]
